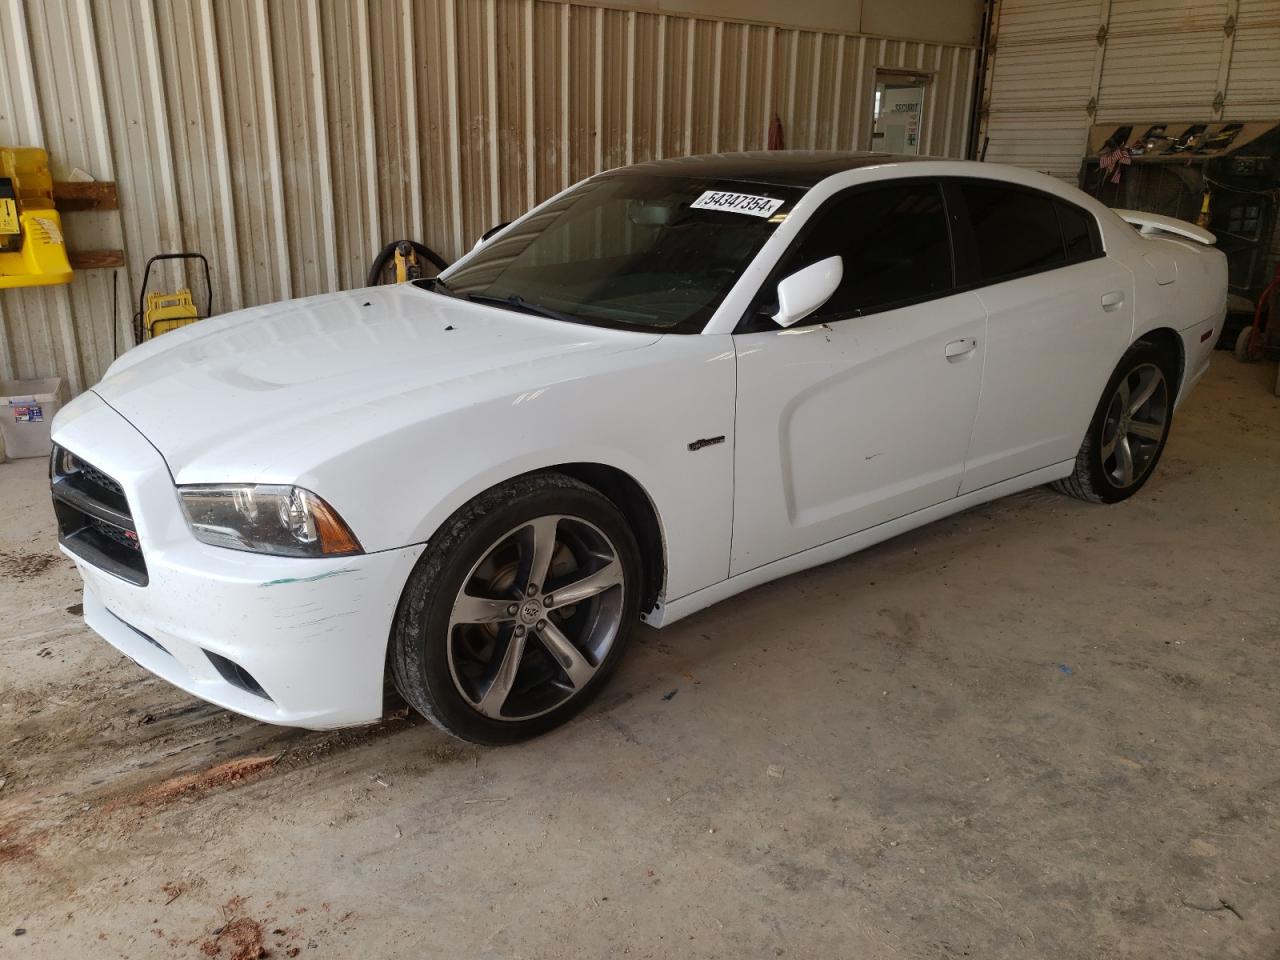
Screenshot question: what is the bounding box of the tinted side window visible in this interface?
[961,183,1066,282]
[777,181,952,321]
[1057,201,1099,264]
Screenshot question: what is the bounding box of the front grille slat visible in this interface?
[51,444,148,586]
[88,516,142,552]
[51,477,135,531]
[80,462,124,499]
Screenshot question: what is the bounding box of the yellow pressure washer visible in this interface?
[0,147,73,289]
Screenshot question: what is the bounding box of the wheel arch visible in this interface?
[403,458,669,615]
[1133,325,1185,400]
[543,462,666,613]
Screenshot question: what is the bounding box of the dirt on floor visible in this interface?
[1,359,1278,960]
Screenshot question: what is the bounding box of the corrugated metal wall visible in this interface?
[980,0,1280,179]
[0,0,979,396]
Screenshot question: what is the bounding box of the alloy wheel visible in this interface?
[446,514,626,721]
[1100,362,1168,489]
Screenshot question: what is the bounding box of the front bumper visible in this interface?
[52,391,425,730]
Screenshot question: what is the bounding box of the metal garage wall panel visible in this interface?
[627,13,658,161]
[687,19,718,156]
[153,1,245,310]
[788,32,820,151]
[214,0,292,306]
[369,0,425,250]
[320,0,383,290]
[493,0,533,221]
[4,0,120,392]
[454,0,496,247]
[743,25,776,150]
[565,5,596,185]
[2,0,979,399]
[9,2,72,388]
[0,0,38,416]
[269,0,336,299]
[597,8,631,171]
[413,0,463,261]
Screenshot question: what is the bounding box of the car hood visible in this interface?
[93,285,660,479]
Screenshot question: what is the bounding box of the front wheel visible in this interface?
[391,472,641,744]
[1054,341,1175,504]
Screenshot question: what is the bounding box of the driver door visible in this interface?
[730,179,987,576]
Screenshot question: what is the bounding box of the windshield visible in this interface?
[433,174,802,333]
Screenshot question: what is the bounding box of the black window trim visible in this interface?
[941,177,1105,293]
[735,176,962,333]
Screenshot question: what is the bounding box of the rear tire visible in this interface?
[391,472,641,744]
[1054,341,1176,504]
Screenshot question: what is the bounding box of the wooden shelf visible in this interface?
[67,249,125,270]
[52,181,118,212]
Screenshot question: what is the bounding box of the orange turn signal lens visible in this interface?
[305,490,364,556]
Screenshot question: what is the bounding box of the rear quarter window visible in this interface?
[1056,201,1102,264]
[960,182,1067,283]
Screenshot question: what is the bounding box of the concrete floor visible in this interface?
[2,359,1278,959]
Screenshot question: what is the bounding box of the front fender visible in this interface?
[306,334,738,604]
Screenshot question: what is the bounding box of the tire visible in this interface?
[1233,325,1256,363]
[1054,340,1176,504]
[391,472,641,744]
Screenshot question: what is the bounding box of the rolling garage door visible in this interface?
[979,0,1280,181]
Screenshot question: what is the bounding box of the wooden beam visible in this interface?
[52,181,118,211]
[68,249,125,269]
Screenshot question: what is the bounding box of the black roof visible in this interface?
[602,150,933,188]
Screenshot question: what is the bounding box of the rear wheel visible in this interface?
[1054,341,1175,504]
[391,472,641,744]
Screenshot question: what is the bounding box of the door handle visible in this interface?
[1101,290,1126,312]
[945,337,977,362]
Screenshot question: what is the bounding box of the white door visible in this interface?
[872,72,928,155]
[949,181,1134,493]
[730,180,986,577]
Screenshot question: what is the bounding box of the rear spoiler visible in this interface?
[1115,209,1217,245]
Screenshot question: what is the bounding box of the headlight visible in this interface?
[178,484,362,558]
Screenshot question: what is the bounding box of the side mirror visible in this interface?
[772,256,843,328]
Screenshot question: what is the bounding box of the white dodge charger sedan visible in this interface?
[50,152,1225,743]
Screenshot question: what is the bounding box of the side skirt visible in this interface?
[643,460,1074,628]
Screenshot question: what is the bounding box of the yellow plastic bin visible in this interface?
[0,377,67,459]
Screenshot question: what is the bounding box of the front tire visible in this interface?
[1054,341,1175,504]
[391,472,641,744]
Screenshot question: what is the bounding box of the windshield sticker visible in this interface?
[690,191,785,218]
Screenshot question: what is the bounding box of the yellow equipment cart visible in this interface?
[133,252,213,342]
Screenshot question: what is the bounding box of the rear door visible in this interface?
[730,179,987,576]
[948,180,1133,494]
